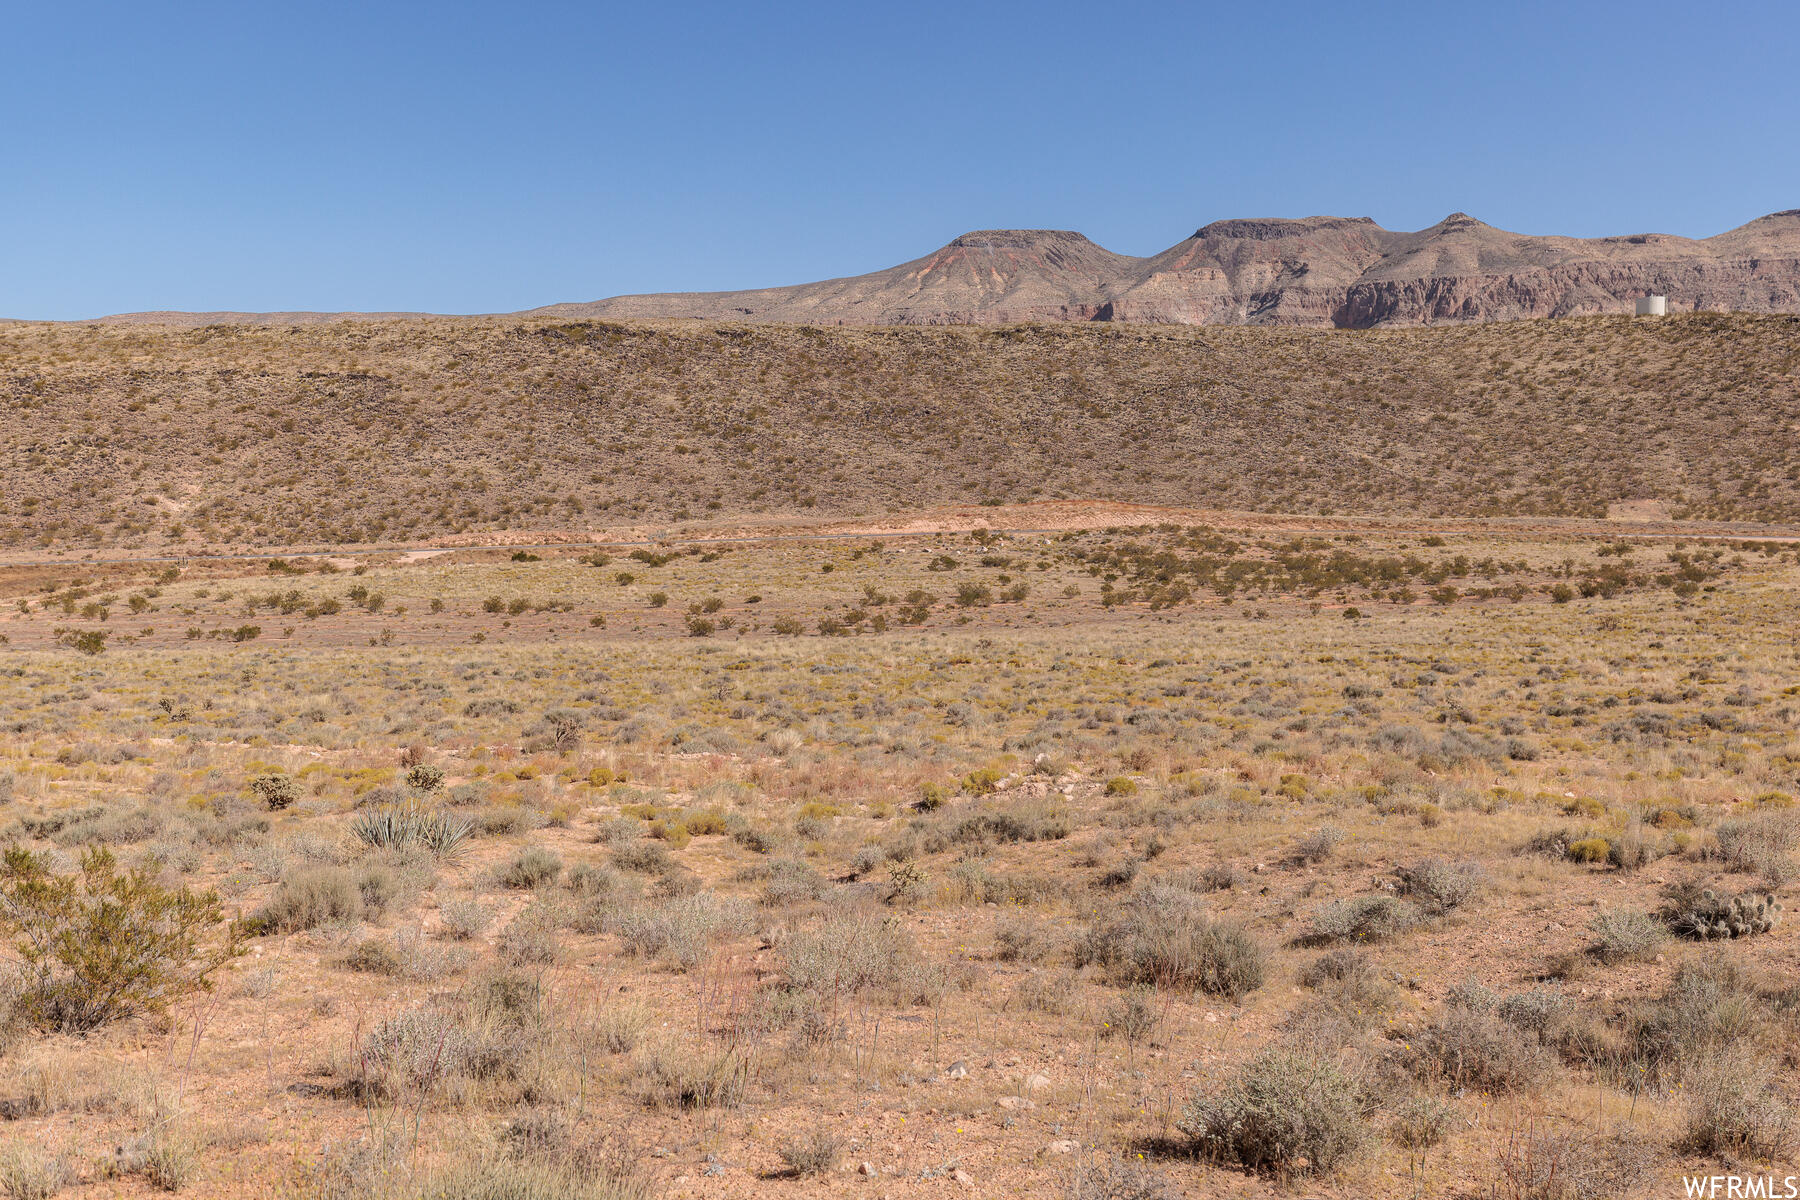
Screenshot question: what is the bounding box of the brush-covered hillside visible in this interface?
[3,313,1799,550]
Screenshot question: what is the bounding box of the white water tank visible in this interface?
[1635,295,1668,316]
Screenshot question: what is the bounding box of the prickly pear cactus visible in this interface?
[1667,886,1782,940]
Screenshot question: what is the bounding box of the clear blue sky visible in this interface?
[4,0,1796,319]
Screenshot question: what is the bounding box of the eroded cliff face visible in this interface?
[527,210,1800,329]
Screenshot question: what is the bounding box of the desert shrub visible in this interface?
[1393,859,1484,915]
[960,766,1003,795]
[616,893,751,970]
[498,847,563,890]
[759,857,825,906]
[1308,895,1423,943]
[1403,1005,1549,1092]
[937,860,1053,907]
[344,938,403,976]
[478,805,543,836]
[946,799,1069,845]
[0,1146,74,1200]
[1076,883,1265,999]
[1626,959,1762,1077]
[259,865,363,932]
[566,863,627,898]
[780,910,921,999]
[1567,836,1611,863]
[1605,819,1661,871]
[497,904,562,967]
[1677,1052,1795,1161]
[1490,1124,1657,1199]
[1386,1095,1457,1154]
[439,899,492,941]
[1102,986,1160,1047]
[1293,826,1343,865]
[250,773,300,811]
[1714,812,1799,885]
[1587,909,1665,963]
[354,1005,523,1099]
[1011,968,1079,1015]
[405,763,446,794]
[633,1047,754,1110]
[464,697,520,718]
[1202,863,1245,892]
[777,1130,843,1178]
[1064,1157,1183,1200]
[1299,948,1374,988]
[1298,948,1398,1017]
[993,917,1057,963]
[610,841,674,875]
[1180,1046,1369,1174]
[0,845,239,1032]
[48,805,163,847]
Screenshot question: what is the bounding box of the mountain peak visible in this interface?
[1431,212,1491,233]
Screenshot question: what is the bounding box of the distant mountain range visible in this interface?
[74,210,1800,328]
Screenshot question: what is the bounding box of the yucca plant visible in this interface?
[350,801,474,859]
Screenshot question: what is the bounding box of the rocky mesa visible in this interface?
[535,210,1800,328]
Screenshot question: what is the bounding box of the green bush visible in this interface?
[961,766,1003,796]
[0,845,239,1032]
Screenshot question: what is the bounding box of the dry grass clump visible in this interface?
[0,1145,74,1200]
[1676,1051,1796,1162]
[1403,1003,1551,1093]
[349,1003,527,1101]
[776,1129,843,1177]
[615,892,752,970]
[1076,881,1264,999]
[1488,1123,1658,1200]
[1307,895,1423,944]
[1712,811,1800,885]
[1586,909,1665,964]
[256,865,363,932]
[632,1047,755,1111]
[1180,1045,1369,1174]
[1393,858,1484,915]
[497,846,563,889]
[1065,1156,1184,1200]
[778,909,925,1000]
